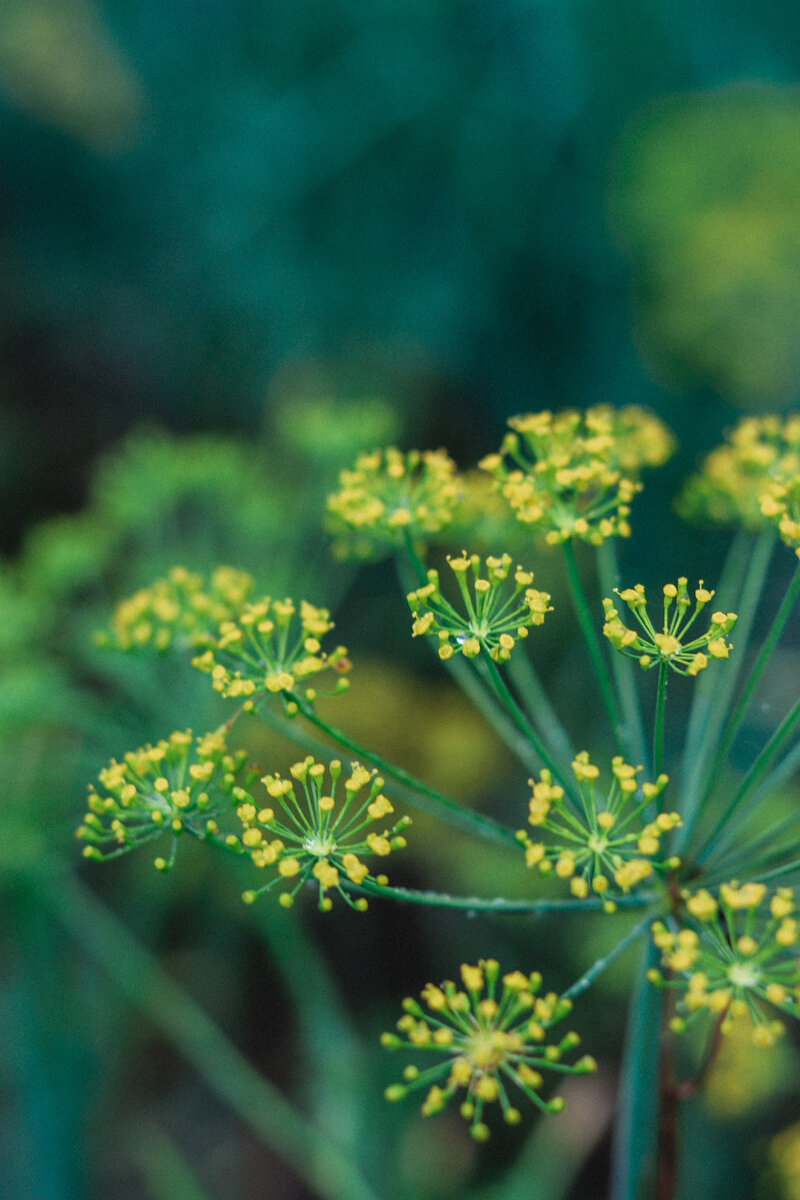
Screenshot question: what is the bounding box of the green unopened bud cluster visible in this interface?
[602,578,737,675]
[407,551,551,663]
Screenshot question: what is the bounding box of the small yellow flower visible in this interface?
[602,578,737,675]
[479,406,673,546]
[649,883,800,1046]
[677,414,800,533]
[407,552,551,663]
[237,757,410,911]
[192,596,350,709]
[382,959,595,1139]
[77,729,255,870]
[516,753,676,912]
[98,565,254,653]
[326,447,461,560]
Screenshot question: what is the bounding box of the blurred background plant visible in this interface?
[2,2,800,1198]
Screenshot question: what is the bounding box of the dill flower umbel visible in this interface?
[479,406,673,546]
[99,565,254,652]
[192,596,350,707]
[77,730,254,869]
[326,446,462,559]
[407,552,551,663]
[649,882,800,1047]
[677,413,800,531]
[516,753,677,911]
[602,578,737,675]
[761,475,800,558]
[234,756,411,910]
[382,959,596,1140]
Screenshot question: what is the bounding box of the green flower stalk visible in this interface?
[98,565,254,652]
[326,446,462,560]
[192,596,350,707]
[381,958,596,1140]
[479,406,674,546]
[516,752,676,912]
[649,883,800,1047]
[235,756,411,911]
[77,729,255,869]
[602,578,737,676]
[407,551,551,662]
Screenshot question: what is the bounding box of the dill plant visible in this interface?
[78,407,800,1199]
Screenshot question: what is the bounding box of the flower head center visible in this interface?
[305,833,337,858]
[466,1028,519,1071]
[728,961,760,990]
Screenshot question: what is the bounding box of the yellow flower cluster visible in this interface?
[516,753,677,912]
[407,552,551,663]
[677,413,800,533]
[479,406,674,546]
[98,565,254,652]
[761,475,800,559]
[326,447,462,559]
[77,729,253,869]
[602,577,737,675]
[381,959,596,1140]
[649,882,800,1047]
[234,756,411,910]
[192,596,350,707]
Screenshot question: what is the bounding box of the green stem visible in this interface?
[295,700,521,848]
[478,649,580,800]
[676,530,775,852]
[704,807,800,883]
[597,540,648,770]
[506,649,575,766]
[697,692,800,866]
[690,556,800,832]
[49,872,381,1200]
[679,531,760,778]
[610,940,663,1200]
[563,914,653,1001]
[653,662,668,780]
[562,540,626,756]
[352,877,655,913]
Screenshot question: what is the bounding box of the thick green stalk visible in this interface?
[597,540,648,770]
[610,940,662,1200]
[296,701,520,848]
[562,540,626,756]
[50,872,381,1200]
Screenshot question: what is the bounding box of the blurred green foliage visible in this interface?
[612,83,800,407]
